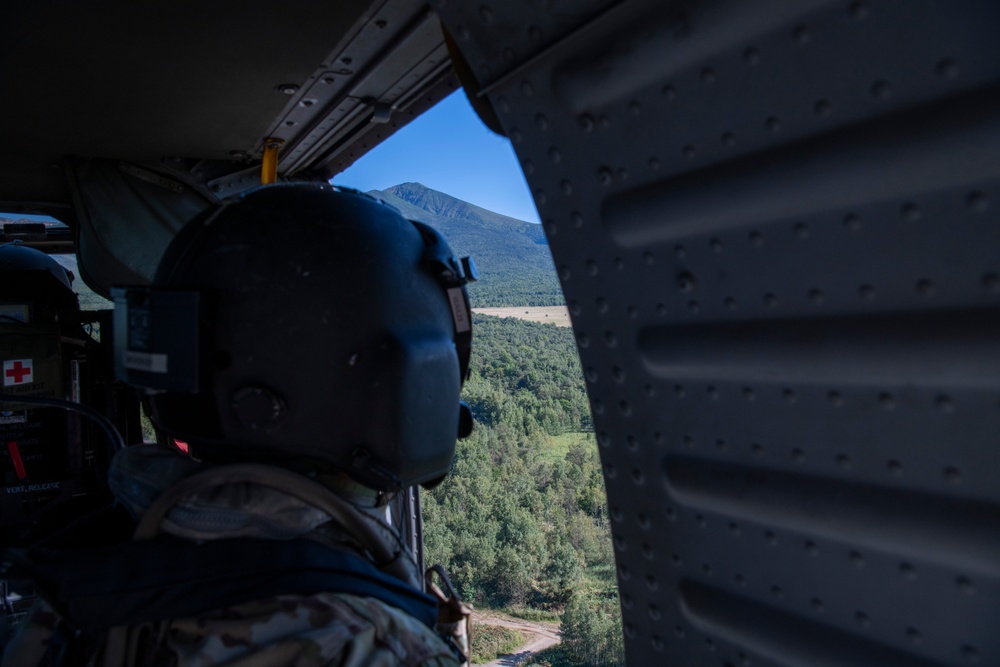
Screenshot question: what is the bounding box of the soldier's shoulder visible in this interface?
[170,592,461,667]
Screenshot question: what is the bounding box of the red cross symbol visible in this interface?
[3,359,33,386]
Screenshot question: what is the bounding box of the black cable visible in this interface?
[0,393,125,453]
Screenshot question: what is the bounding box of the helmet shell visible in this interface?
[0,243,78,319]
[150,184,463,490]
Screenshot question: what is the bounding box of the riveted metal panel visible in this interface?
[437,1,1000,665]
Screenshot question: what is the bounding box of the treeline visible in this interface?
[422,314,624,666]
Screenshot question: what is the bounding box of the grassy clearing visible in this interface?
[471,625,523,664]
[504,605,562,624]
[538,432,596,464]
[521,646,579,667]
[472,306,571,327]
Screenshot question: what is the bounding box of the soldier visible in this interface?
[2,183,475,666]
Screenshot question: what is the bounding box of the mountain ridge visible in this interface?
[366,183,562,308]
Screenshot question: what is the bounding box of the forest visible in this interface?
[423,314,624,666]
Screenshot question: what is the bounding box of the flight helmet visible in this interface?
[0,243,78,321]
[118,183,475,491]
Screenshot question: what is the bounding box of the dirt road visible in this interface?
[476,613,561,667]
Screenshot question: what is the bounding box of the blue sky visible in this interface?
[333,90,540,224]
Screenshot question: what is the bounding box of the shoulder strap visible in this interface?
[2,535,439,632]
[135,463,422,590]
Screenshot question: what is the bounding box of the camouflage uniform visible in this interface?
[2,445,460,667]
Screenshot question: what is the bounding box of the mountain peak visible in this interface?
[365,183,560,308]
[382,182,530,226]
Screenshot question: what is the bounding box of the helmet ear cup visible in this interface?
[143,184,472,491]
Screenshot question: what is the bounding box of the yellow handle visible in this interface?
[261,138,284,184]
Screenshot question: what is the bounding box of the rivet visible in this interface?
[722,131,736,147]
[815,99,833,116]
[528,25,542,42]
[521,80,534,97]
[561,180,573,196]
[629,101,641,115]
[677,271,697,292]
[571,211,584,228]
[682,145,696,160]
[276,83,300,95]
[944,466,962,484]
[649,158,661,170]
[586,260,599,276]
[843,213,862,231]
[871,80,891,100]
[535,114,549,130]
[545,220,558,236]
[662,84,677,100]
[966,191,988,211]
[793,24,810,44]
[598,168,614,186]
[936,58,960,79]
[569,302,581,317]
[766,116,781,132]
[599,115,610,129]
[548,147,561,163]
[497,96,510,113]
[700,67,716,84]
[522,159,535,175]
[534,189,547,205]
[509,128,523,143]
[579,114,595,132]
[850,1,870,19]
[743,47,760,65]
[479,5,493,23]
